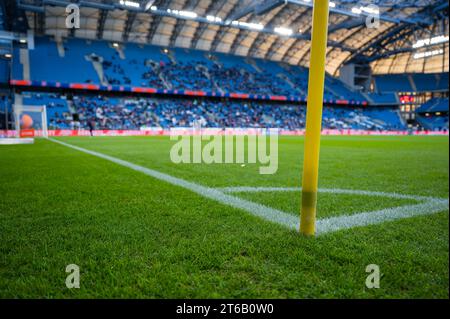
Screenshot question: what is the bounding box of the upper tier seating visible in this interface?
[0,58,8,83]
[415,98,449,113]
[374,73,449,93]
[324,77,366,102]
[26,37,99,83]
[13,36,366,102]
[412,73,449,92]
[374,74,413,92]
[366,92,398,105]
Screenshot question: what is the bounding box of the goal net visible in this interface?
[13,104,48,138]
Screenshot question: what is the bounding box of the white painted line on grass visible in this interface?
[315,199,449,235]
[220,186,301,193]
[220,186,448,235]
[48,138,299,230]
[219,186,444,202]
[220,186,448,234]
[48,139,449,236]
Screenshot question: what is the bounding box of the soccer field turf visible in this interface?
[0,135,448,298]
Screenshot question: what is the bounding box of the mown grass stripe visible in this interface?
[49,138,299,230]
[49,138,449,236]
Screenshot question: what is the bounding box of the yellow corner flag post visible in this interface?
[300,0,330,236]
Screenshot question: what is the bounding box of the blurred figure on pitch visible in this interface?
[88,118,96,137]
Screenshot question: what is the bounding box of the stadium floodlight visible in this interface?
[300,0,329,236]
[413,49,444,59]
[119,0,140,8]
[4,53,11,58]
[351,7,362,14]
[248,23,264,30]
[412,35,449,48]
[167,9,198,19]
[349,5,379,15]
[274,27,293,36]
[232,21,264,31]
[360,6,379,15]
[19,39,27,44]
[144,0,155,11]
[206,15,222,23]
[178,11,198,19]
[329,2,336,8]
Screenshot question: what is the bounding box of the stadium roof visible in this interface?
[4,0,450,75]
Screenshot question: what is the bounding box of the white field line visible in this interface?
[48,138,299,230]
[221,186,449,235]
[315,200,448,235]
[219,186,443,202]
[49,139,449,236]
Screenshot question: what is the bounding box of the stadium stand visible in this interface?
[22,92,71,129]
[415,98,449,131]
[0,58,8,83]
[0,0,9,85]
[373,74,413,93]
[374,73,449,93]
[415,98,449,113]
[8,35,448,133]
[27,37,100,84]
[416,114,449,131]
[18,91,405,131]
[412,73,449,92]
[1,0,448,136]
[366,92,399,105]
[324,77,366,102]
[6,26,449,134]
[13,36,366,103]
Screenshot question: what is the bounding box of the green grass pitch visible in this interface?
[0,135,448,298]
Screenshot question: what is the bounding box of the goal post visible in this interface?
[300,0,330,236]
[13,104,48,138]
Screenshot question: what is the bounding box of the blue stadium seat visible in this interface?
[22,92,71,129]
[374,74,413,92]
[0,58,8,83]
[367,92,398,104]
[415,98,449,113]
[18,92,404,131]
[13,36,370,103]
[412,73,449,92]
